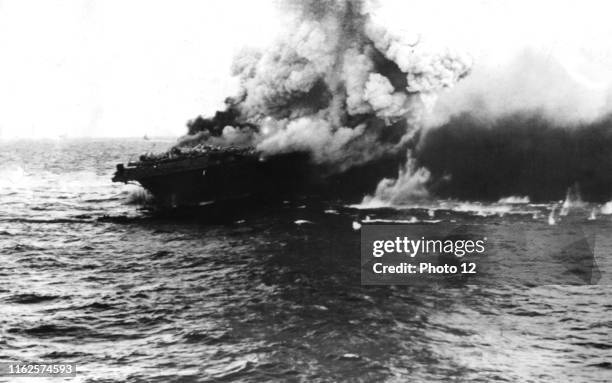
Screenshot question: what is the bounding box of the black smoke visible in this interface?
[416,112,612,202]
[186,100,258,137]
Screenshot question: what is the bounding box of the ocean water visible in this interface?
[0,139,610,382]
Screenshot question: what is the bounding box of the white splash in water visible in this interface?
[601,201,612,215]
[498,196,530,204]
[362,158,431,206]
[548,205,557,225]
[362,216,419,224]
[294,219,313,225]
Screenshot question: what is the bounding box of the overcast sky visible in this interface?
[1,0,612,139]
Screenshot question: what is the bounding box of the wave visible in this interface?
[363,216,419,224]
[601,201,612,215]
[6,243,47,252]
[348,199,540,217]
[124,188,154,205]
[451,202,514,217]
[498,196,530,204]
[0,165,111,189]
[361,216,442,224]
[7,323,100,339]
[0,218,93,224]
[6,293,62,304]
[348,197,393,210]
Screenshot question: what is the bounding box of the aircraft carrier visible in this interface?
[112,144,406,207]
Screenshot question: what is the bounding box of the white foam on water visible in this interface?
[600,201,612,215]
[452,202,513,217]
[498,196,530,204]
[548,205,557,225]
[362,216,419,224]
[348,197,392,210]
[588,208,597,221]
[348,198,544,219]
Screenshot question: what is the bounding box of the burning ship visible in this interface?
[112,0,612,208]
[112,142,407,207]
[112,0,472,208]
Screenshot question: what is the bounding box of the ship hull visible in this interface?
[114,151,406,207]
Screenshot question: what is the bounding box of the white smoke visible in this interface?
[363,73,411,118]
[181,0,471,172]
[342,47,375,115]
[364,22,471,92]
[361,158,431,205]
[257,117,365,164]
[427,49,612,128]
[367,32,612,206]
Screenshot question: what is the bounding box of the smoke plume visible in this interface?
[427,49,612,127]
[369,48,612,204]
[172,1,612,204]
[416,112,612,202]
[175,0,471,174]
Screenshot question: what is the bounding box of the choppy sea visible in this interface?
[0,139,610,382]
